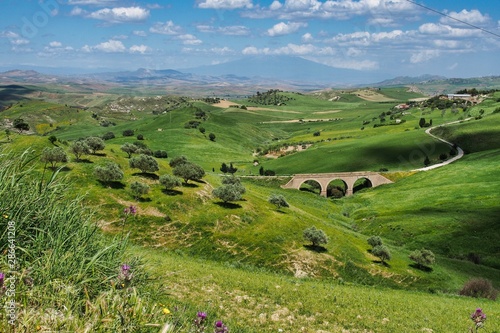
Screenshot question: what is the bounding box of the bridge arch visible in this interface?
[353,177,373,194]
[327,178,348,198]
[282,172,392,197]
[299,179,322,195]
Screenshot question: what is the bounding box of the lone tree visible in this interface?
[159,174,182,191]
[303,226,329,247]
[227,163,237,174]
[85,136,106,155]
[94,161,124,184]
[409,248,435,269]
[208,133,216,141]
[70,140,91,161]
[169,155,188,168]
[268,194,289,210]
[220,162,228,174]
[130,181,149,200]
[41,146,68,169]
[129,154,159,174]
[173,162,205,184]
[13,118,30,133]
[121,142,138,158]
[372,245,391,263]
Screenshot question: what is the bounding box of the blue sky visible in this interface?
[0,0,499,78]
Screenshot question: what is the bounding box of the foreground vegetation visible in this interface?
[1,85,499,331]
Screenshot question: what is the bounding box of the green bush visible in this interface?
[409,248,435,268]
[372,245,391,263]
[303,226,329,247]
[367,235,382,248]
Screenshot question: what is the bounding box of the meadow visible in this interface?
[0,86,499,332]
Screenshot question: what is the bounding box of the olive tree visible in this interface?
[130,181,149,200]
[173,162,205,183]
[85,136,105,154]
[268,194,289,209]
[129,154,159,173]
[213,184,243,203]
[159,174,182,191]
[409,248,435,269]
[41,146,68,169]
[94,161,124,184]
[121,142,138,158]
[372,245,391,263]
[303,226,329,247]
[70,141,90,161]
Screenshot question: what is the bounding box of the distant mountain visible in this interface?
[183,56,384,85]
[371,74,447,87]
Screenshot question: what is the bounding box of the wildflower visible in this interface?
[470,308,486,332]
[116,264,133,287]
[214,320,228,333]
[2,214,8,219]
[163,308,171,315]
[124,205,137,215]
[194,311,208,332]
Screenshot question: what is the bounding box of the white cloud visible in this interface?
[302,32,313,42]
[242,43,334,56]
[267,21,307,36]
[70,7,86,16]
[133,30,147,37]
[197,25,250,36]
[197,0,253,9]
[87,7,150,23]
[269,1,282,10]
[130,44,151,54]
[419,23,480,38]
[246,0,416,20]
[178,34,202,45]
[93,39,126,52]
[68,0,116,4]
[440,9,490,27]
[11,39,30,46]
[0,31,19,39]
[410,49,440,64]
[311,57,379,70]
[150,21,182,35]
[49,41,62,47]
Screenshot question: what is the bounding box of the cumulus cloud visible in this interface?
[178,34,203,45]
[197,0,253,9]
[49,41,62,47]
[150,21,182,35]
[129,44,151,54]
[267,21,307,36]
[410,49,440,63]
[244,0,416,20]
[302,32,313,42]
[0,31,30,46]
[419,23,480,38]
[440,9,490,27]
[133,30,147,37]
[87,7,150,23]
[68,0,116,4]
[92,39,126,53]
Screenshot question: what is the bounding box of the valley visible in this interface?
[1,77,499,332]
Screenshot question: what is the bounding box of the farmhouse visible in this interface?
[447,93,472,100]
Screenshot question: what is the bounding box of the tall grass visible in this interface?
[0,150,167,331]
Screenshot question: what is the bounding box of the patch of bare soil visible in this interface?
[279,245,341,278]
[265,144,311,159]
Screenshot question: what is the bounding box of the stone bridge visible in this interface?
[281,172,393,197]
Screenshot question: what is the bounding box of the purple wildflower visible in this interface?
[194,311,208,332]
[0,272,4,286]
[118,264,133,284]
[470,308,486,332]
[198,312,207,320]
[214,320,228,333]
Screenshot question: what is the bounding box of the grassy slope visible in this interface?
[1,86,499,331]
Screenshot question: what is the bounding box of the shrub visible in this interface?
[136,134,144,140]
[313,131,321,136]
[153,150,168,158]
[101,131,115,140]
[303,226,329,247]
[121,142,138,158]
[184,120,200,128]
[213,184,243,203]
[169,155,188,168]
[459,278,498,300]
[173,162,205,183]
[209,133,216,141]
[123,129,134,137]
[70,140,91,161]
[439,153,448,161]
[48,135,57,144]
[268,194,289,209]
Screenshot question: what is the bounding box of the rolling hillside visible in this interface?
[0,85,499,332]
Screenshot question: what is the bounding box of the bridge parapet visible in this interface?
[281,172,393,197]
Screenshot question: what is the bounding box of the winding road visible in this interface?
[413,118,473,171]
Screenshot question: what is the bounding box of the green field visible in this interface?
[1,85,499,332]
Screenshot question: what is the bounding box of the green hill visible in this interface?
[1,85,499,332]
